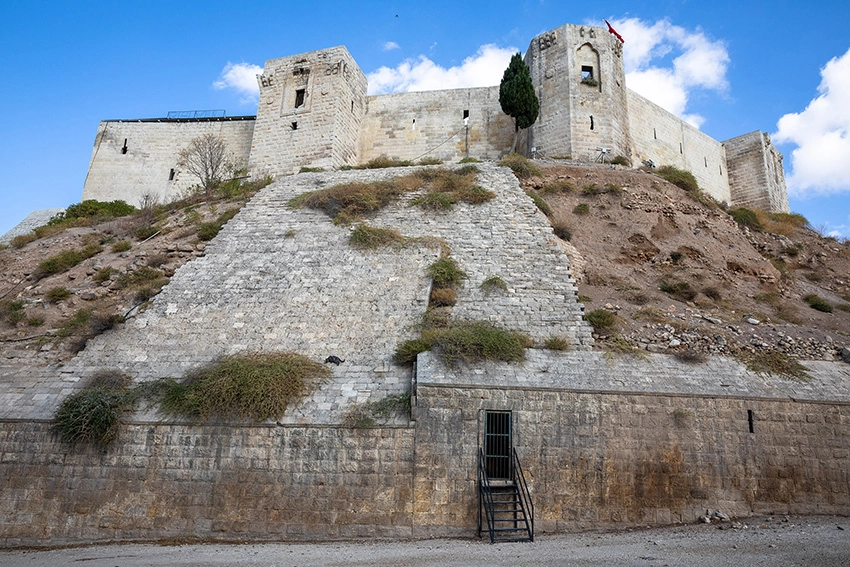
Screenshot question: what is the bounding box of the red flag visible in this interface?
[605,20,624,43]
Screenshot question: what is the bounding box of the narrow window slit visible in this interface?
[291,121,298,130]
[748,410,755,433]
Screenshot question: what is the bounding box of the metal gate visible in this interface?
[484,411,512,479]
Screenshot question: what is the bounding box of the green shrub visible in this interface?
[46,286,72,302]
[551,219,572,241]
[298,166,325,173]
[48,200,137,226]
[540,180,576,194]
[481,275,508,294]
[573,203,590,215]
[499,153,541,178]
[10,233,37,248]
[1,300,26,325]
[669,251,683,263]
[544,336,570,351]
[660,281,697,301]
[36,249,86,278]
[584,308,617,333]
[656,165,699,193]
[610,155,630,166]
[197,208,239,241]
[159,352,330,422]
[729,207,763,230]
[93,266,117,283]
[393,339,433,364]
[289,176,425,223]
[743,351,811,381]
[350,224,407,249]
[343,392,412,428]
[411,167,492,210]
[135,225,159,240]
[803,294,833,313]
[362,156,414,169]
[458,157,481,163]
[526,191,552,217]
[428,257,468,288]
[111,240,132,253]
[418,157,442,165]
[431,321,531,365]
[113,267,165,290]
[26,317,45,327]
[53,385,134,446]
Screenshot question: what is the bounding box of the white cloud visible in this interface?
[367,44,516,95]
[383,41,400,51]
[774,48,850,197]
[213,62,263,105]
[608,18,729,128]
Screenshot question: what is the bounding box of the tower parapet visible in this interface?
[524,24,631,162]
[248,46,367,177]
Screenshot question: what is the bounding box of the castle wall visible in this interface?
[524,24,631,161]
[0,421,414,546]
[248,46,367,177]
[627,91,732,204]
[82,118,255,206]
[360,87,514,163]
[724,131,790,213]
[412,352,850,536]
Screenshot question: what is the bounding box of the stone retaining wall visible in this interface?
[0,422,414,547]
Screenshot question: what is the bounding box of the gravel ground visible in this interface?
[2,515,848,567]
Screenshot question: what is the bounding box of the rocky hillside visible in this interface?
[522,162,850,362]
[1,161,849,371]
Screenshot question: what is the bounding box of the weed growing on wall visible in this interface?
[742,351,811,381]
[526,191,553,217]
[394,321,531,366]
[158,352,331,422]
[349,224,408,249]
[480,275,508,295]
[343,392,412,428]
[543,336,570,351]
[427,257,468,288]
[53,371,135,447]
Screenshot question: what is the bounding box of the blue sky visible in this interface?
[1,1,848,238]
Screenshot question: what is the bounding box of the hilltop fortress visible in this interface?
[5,23,842,549]
[83,23,788,213]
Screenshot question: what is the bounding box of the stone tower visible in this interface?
[248,46,367,177]
[523,24,631,162]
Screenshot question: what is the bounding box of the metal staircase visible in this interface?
[478,448,534,543]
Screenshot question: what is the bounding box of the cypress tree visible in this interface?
[499,53,539,152]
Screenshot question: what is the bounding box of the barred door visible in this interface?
[484,411,512,479]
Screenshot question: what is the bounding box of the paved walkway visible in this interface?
[2,515,847,567]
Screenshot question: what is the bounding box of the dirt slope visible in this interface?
[523,162,850,361]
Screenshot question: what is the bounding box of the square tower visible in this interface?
[248,46,367,177]
[523,24,631,162]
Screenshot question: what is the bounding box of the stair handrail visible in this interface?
[478,448,497,543]
[511,448,534,542]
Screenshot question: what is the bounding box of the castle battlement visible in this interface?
[82,22,788,213]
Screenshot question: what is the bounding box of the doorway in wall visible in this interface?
[483,411,512,480]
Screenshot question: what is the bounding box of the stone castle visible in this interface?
[82,23,788,213]
[4,23,844,548]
